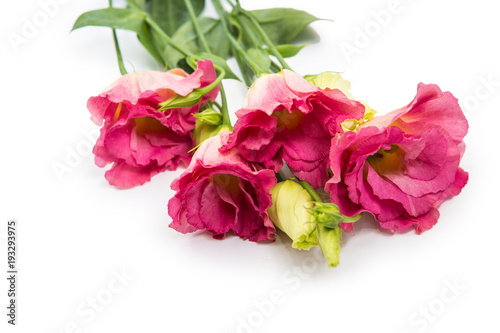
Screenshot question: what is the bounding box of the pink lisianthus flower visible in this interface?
[326,83,469,233]
[221,70,365,188]
[168,132,277,242]
[87,60,219,188]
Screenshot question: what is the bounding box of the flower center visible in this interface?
[367,145,404,174]
[212,174,240,195]
[272,109,303,130]
[134,117,167,135]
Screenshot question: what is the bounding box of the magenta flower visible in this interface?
[326,83,469,233]
[88,60,219,188]
[168,132,277,242]
[221,70,365,188]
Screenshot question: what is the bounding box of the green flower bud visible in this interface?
[307,202,361,229]
[317,225,342,268]
[159,89,206,110]
[268,180,318,250]
[304,72,376,131]
[194,108,223,126]
[268,179,363,267]
[193,119,231,147]
[304,71,354,98]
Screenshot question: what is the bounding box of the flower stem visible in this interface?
[219,84,233,129]
[211,0,266,79]
[183,0,211,53]
[145,16,197,59]
[109,0,127,75]
[299,180,323,203]
[235,1,292,71]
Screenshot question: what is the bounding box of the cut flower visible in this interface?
[88,60,219,188]
[168,132,277,242]
[221,70,365,188]
[327,83,469,233]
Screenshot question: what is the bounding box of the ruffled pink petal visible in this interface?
[103,123,136,166]
[168,195,198,234]
[168,134,277,242]
[238,71,317,117]
[200,180,236,236]
[104,162,161,188]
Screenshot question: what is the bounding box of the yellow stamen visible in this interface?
[134,117,167,135]
[112,103,123,122]
[367,145,405,175]
[273,109,303,130]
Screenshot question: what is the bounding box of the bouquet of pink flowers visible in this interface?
[73,0,468,267]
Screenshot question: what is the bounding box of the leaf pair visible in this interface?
[72,1,322,80]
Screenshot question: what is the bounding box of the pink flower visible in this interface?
[221,70,365,188]
[88,60,219,188]
[326,83,469,233]
[168,132,277,242]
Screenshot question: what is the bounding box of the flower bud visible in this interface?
[268,180,362,267]
[268,180,318,250]
[317,225,342,268]
[307,202,361,229]
[193,120,231,147]
[304,71,354,98]
[159,89,206,109]
[304,72,376,131]
[194,108,223,126]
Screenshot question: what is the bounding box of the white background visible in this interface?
[1,0,499,332]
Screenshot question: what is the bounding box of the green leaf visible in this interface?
[272,44,307,58]
[250,8,320,45]
[126,0,145,8]
[146,0,205,36]
[72,8,147,32]
[136,22,170,67]
[72,8,172,68]
[164,17,231,68]
[247,48,270,73]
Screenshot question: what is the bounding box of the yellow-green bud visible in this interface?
[194,108,223,126]
[307,202,361,229]
[268,180,361,267]
[304,71,354,98]
[317,225,342,268]
[268,180,318,250]
[193,120,231,147]
[159,90,206,110]
[304,72,376,131]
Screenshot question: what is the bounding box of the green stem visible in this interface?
[232,13,261,49]
[238,5,292,71]
[145,16,197,59]
[125,0,141,11]
[109,0,127,75]
[219,84,232,129]
[183,0,211,53]
[299,180,323,203]
[211,0,265,77]
[112,30,127,75]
